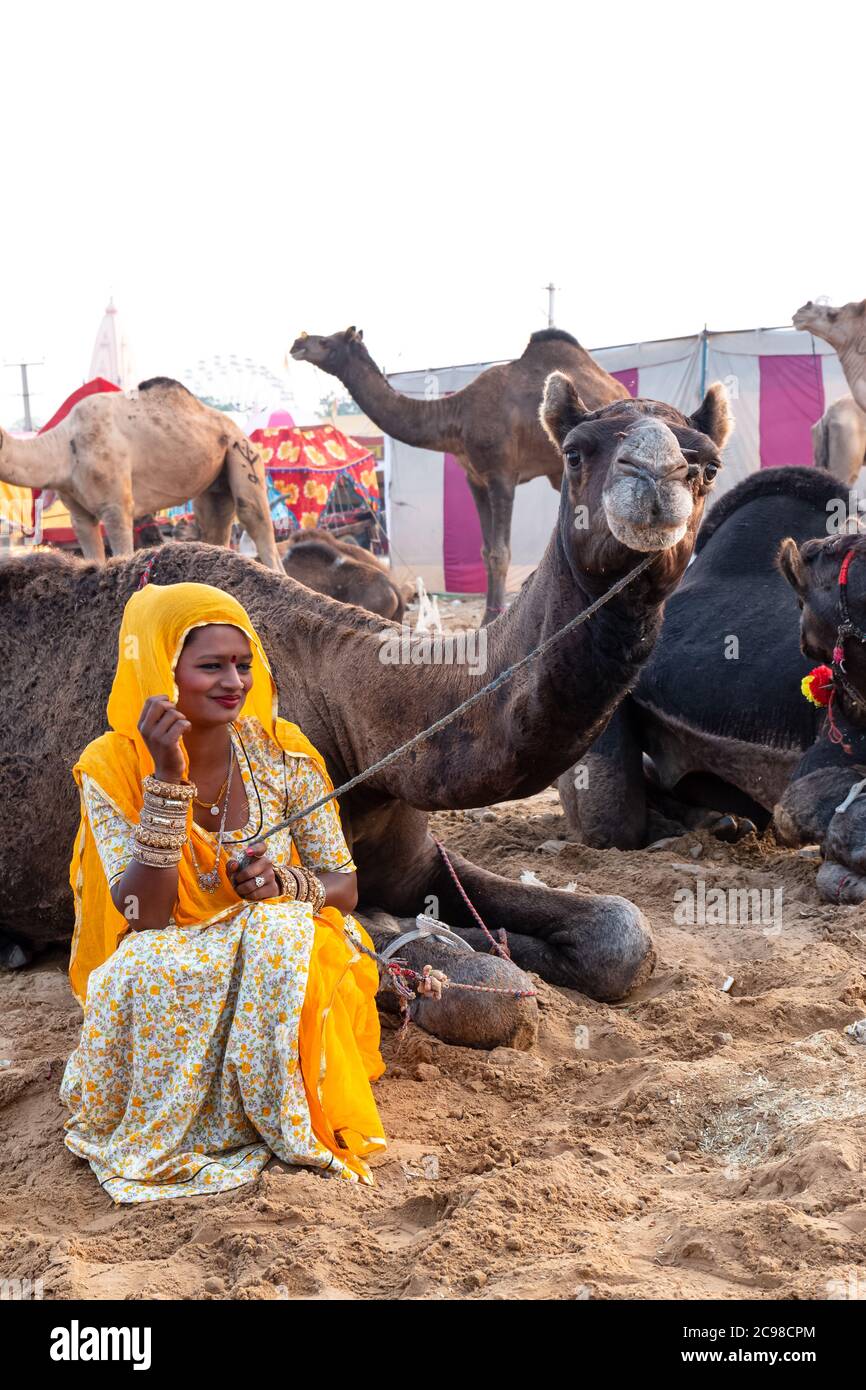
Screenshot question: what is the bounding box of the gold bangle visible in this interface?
[142,774,197,801]
[142,792,189,816]
[282,867,301,900]
[135,827,187,850]
[140,802,188,825]
[132,844,182,868]
[309,875,326,915]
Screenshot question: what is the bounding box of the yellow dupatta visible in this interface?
[68,579,355,1004]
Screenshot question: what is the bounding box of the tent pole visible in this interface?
[699,325,709,399]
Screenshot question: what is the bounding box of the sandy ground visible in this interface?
[2,597,866,1301]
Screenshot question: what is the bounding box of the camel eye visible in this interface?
[564,449,581,467]
[704,463,719,480]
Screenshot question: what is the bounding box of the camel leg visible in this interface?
[65,497,106,562]
[480,477,515,627]
[466,477,493,554]
[100,502,135,557]
[426,849,654,1000]
[193,489,235,548]
[224,439,281,570]
[358,808,653,1001]
[558,700,648,848]
[357,910,538,1050]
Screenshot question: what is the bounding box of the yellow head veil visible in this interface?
[68,580,338,1004]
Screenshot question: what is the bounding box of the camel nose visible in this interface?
[615,419,690,484]
[616,454,689,485]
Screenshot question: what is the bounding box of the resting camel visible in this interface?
[794,299,866,416]
[290,326,628,625]
[812,395,866,486]
[0,378,281,569]
[775,528,866,901]
[557,467,866,866]
[277,529,409,621]
[0,378,730,1032]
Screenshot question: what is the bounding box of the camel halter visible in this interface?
[826,547,866,751]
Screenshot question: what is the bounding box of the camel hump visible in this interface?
[284,536,342,565]
[136,376,193,396]
[525,328,582,352]
[695,465,846,556]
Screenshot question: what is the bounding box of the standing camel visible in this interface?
[1,377,730,1014]
[0,378,281,569]
[812,395,866,486]
[794,298,866,415]
[290,326,628,624]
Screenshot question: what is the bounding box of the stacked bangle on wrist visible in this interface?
[133,774,196,869]
[278,864,326,914]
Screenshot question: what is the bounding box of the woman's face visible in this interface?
[174,624,254,727]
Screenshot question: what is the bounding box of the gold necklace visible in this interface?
[189,744,236,892]
[191,742,232,817]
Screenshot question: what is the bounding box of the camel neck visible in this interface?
[477,520,663,794]
[338,350,463,452]
[838,343,866,406]
[0,427,70,490]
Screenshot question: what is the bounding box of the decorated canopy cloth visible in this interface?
[250,423,380,535]
[62,580,385,1200]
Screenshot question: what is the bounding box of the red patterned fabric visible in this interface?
[250,423,380,532]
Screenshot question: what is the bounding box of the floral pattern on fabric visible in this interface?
[62,716,382,1204]
[61,907,367,1201]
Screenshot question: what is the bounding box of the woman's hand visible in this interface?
[138,695,191,784]
[226,842,281,901]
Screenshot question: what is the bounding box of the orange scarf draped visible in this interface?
[68,580,349,1005]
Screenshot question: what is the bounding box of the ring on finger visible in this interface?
[254,874,266,888]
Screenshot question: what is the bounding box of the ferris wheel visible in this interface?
[182,354,294,412]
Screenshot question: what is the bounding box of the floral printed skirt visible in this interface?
[61,904,386,1203]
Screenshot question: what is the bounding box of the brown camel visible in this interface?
[0,379,728,1034]
[290,326,628,625]
[0,378,281,569]
[775,529,866,903]
[812,395,866,486]
[277,530,409,621]
[794,299,866,416]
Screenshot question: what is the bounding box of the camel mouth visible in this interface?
[605,515,690,552]
[289,344,308,361]
[602,474,693,553]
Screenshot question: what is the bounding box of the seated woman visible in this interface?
[61,578,386,1203]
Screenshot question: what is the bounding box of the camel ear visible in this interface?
[343,326,363,343]
[689,382,733,449]
[540,371,589,448]
[778,537,807,594]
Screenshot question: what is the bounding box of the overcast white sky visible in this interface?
[2,0,862,425]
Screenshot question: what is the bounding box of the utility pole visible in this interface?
[4,360,43,431]
[544,283,557,327]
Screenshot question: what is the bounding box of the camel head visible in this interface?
[540,373,731,575]
[793,298,866,351]
[290,326,365,377]
[779,532,866,701]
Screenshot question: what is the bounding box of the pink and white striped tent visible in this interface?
[385,326,849,595]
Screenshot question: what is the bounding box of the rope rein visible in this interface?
[137,546,655,1010]
[224,550,657,857]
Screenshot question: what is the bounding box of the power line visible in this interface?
[3,360,43,431]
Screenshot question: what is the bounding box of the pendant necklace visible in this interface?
[189,738,236,893]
